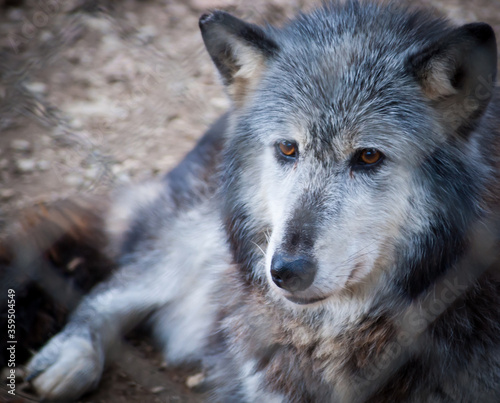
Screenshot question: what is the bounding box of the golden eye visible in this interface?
[359,149,382,165]
[278,141,297,157]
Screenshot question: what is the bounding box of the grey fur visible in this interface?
[27,1,500,402]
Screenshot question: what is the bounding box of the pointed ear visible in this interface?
[408,22,497,135]
[199,11,279,106]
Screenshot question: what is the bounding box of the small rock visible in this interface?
[150,386,165,394]
[69,118,83,130]
[137,25,157,44]
[16,159,35,173]
[0,189,15,201]
[115,172,130,184]
[186,372,205,389]
[111,164,123,175]
[37,160,50,171]
[67,257,84,272]
[40,31,54,43]
[101,35,122,54]
[24,81,48,94]
[65,174,84,187]
[84,16,114,34]
[85,166,100,179]
[10,139,31,152]
[210,97,230,109]
[0,159,8,170]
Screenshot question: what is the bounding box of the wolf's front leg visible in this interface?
[26,268,162,401]
[25,324,104,401]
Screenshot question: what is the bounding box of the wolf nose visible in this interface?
[270,253,317,292]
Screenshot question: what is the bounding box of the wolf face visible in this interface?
[200,3,497,305]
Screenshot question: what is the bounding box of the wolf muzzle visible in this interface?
[270,253,317,292]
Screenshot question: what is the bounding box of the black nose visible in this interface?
[270,253,317,292]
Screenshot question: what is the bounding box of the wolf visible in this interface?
[24,1,500,401]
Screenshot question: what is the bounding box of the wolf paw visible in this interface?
[26,332,103,401]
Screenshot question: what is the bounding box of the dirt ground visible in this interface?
[1,0,500,402]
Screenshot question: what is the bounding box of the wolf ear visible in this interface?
[409,22,497,135]
[199,11,279,106]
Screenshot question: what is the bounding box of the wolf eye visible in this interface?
[354,149,384,168]
[277,140,298,159]
[360,149,382,164]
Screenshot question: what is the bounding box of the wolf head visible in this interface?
[200,2,498,306]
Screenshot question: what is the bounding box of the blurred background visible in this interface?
[0,0,499,402]
[0,0,499,217]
